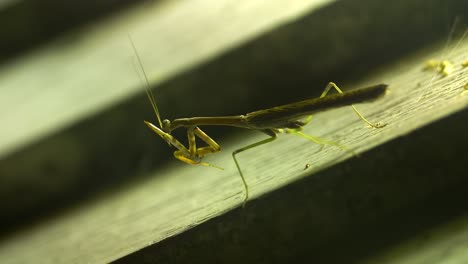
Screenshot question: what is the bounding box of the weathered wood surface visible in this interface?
[2,33,467,264]
[0,0,467,263]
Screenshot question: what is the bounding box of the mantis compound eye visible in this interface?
[162,119,171,132]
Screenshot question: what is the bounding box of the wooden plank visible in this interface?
[116,103,468,263]
[1,0,467,263]
[0,25,467,264]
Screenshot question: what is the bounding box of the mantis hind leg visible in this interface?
[232,130,277,207]
[290,130,357,157]
[284,81,389,166]
[291,82,386,157]
[321,82,386,128]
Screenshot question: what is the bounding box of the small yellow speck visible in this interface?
[423,59,454,77]
[440,60,454,76]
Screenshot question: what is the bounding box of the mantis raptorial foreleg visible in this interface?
[145,121,222,169]
[191,127,221,157]
[176,126,222,169]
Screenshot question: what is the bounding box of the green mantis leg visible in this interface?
[321,82,386,128]
[290,130,357,156]
[145,121,222,169]
[192,127,221,158]
[232,130,277,207]
[286,82,385,159]
[178,126,223,169]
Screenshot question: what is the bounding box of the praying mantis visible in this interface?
[131,39,387,206]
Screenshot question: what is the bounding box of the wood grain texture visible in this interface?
[0,0,468,263]
[1,29,467,264]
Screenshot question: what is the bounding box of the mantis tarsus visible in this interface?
[130,39,387,206]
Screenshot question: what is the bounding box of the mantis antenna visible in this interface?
[129,34,163,129]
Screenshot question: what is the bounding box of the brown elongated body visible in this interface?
[168,83,387,131]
